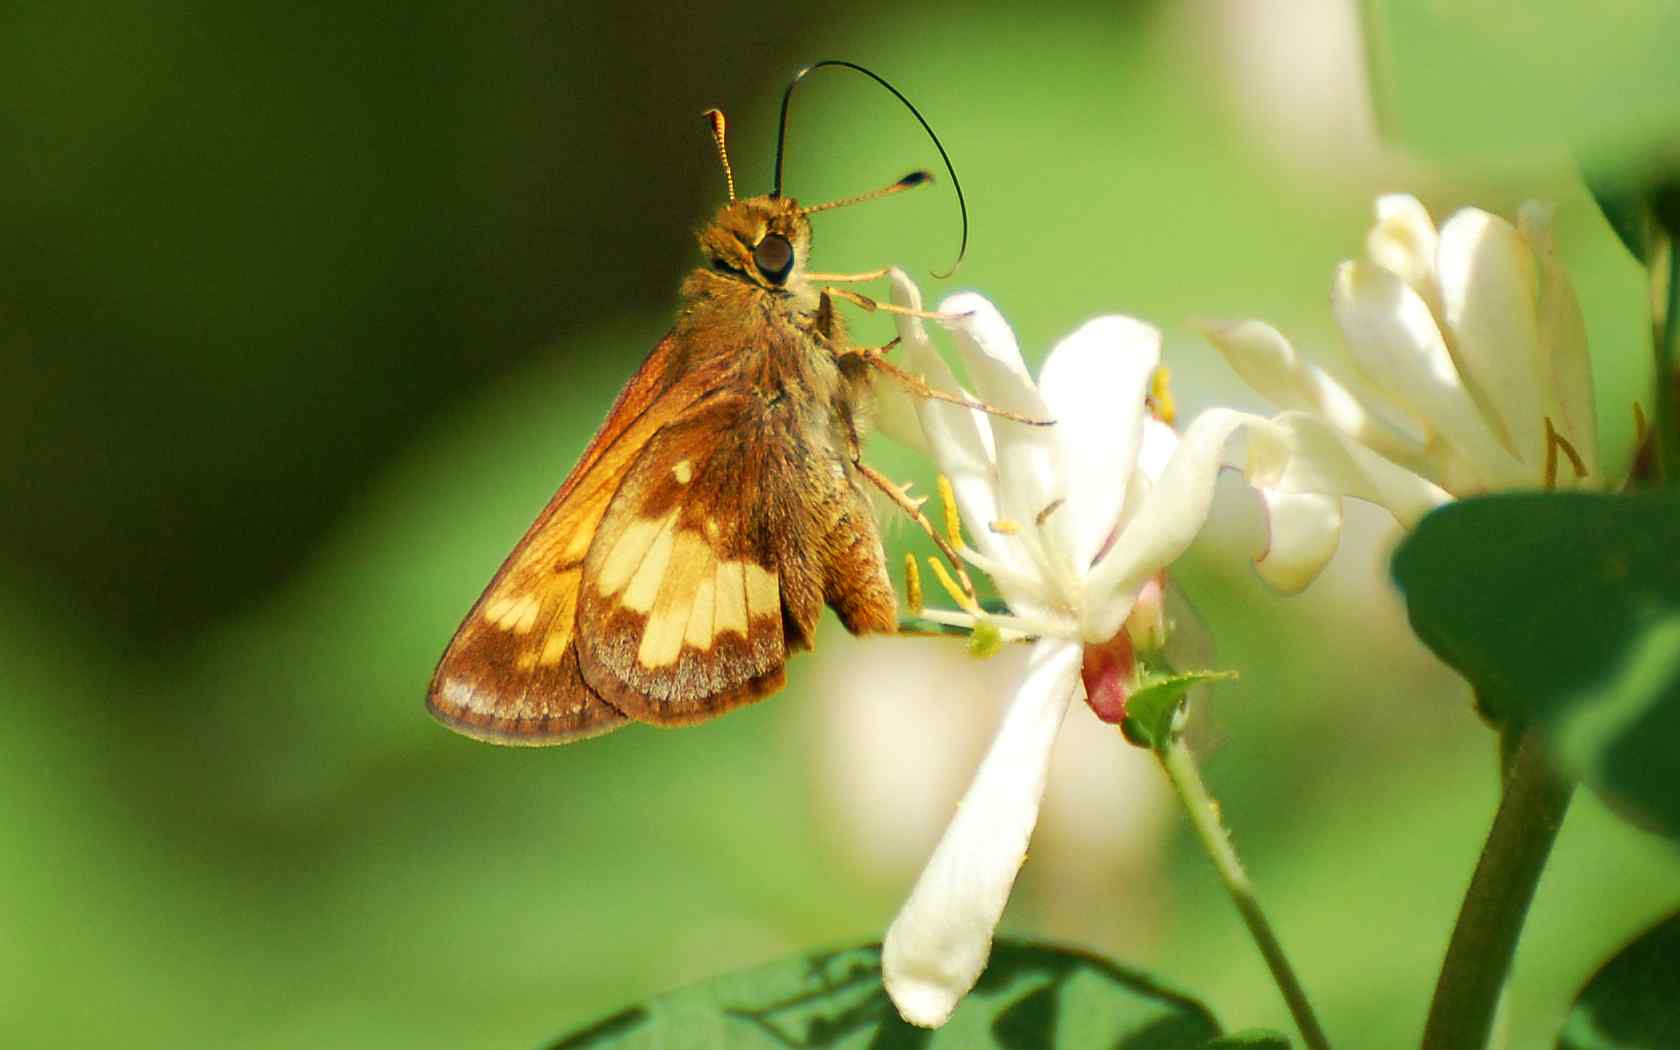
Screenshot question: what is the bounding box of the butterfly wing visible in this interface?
[428,319,899,744]
[426,331,704,745]
[575,378,897,725]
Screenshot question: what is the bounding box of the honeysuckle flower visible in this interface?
[877,270,1244,1028]
[1200,195,1614,591]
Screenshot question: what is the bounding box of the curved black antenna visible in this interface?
[773,59,967,278]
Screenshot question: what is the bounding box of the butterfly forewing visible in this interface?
[425,332,699,744]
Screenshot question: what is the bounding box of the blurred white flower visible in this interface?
[1201,195,1612,591]
[876,271,1242,1028]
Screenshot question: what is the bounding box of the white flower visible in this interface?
[1200,195,1609,591]
[877,271,1244,1028]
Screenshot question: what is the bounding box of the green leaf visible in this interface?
[1122,670,1238,751]
[1391,490,1680,838]
[1585,175,1653,264]
[546,940,1222,1049]
[1557,911,1680,1049]
[1198,1032,1292,1049]
[1654,179,1680,242]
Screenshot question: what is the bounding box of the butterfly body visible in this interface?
[428,194,897,746]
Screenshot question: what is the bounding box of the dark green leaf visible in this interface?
[1198,1032,1292,1049]
[1557,911,1680,1049]
[1122,671,1237,751]
[1585,175,1652,264]
[546,940,1222,1049]
[1391,490,1680,838]
[1653,179,1680,241]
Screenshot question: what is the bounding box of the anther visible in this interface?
[903,554,923,615]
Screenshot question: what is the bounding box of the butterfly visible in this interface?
[427,63,973,745]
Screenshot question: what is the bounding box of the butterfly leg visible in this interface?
[851,458,978,606]
[823,286,967,321]
[805,267,891,283]
[836,334,1054,427]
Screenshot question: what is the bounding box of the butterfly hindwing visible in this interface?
[576,377,898,725]
[576,389,787,723]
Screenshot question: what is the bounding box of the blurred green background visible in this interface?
[3,1,1677,1047]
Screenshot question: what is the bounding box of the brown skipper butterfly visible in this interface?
[427,61,974,745]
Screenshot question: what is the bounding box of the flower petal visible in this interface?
[1253,489,1342,593]
[889,271,1013,571]
[1136,417,1179,483]
[1036,316,1160,569]
[1437,207,1547,471]
[1519,201,1600,481]
[1247,411,1452,528]
[1084,408,1252,642]
[1332,259,1523,490]
[1366,194,1443,316]
[936,293,1042,418]
[1197,317,1429,469]
[938,295,1062,556]
[882,638,1082,1028]
[872,373,932,455]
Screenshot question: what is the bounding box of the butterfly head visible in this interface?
[697,195,812,292]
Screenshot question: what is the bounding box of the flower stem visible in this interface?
[1158,736,1331,1050]
[1420,725,1574,1050]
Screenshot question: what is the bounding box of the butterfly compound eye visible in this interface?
[752,234,794,283]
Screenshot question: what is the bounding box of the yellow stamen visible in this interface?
[1149,366,1177,425]
[988,519,1021,535]
[937,474,963,549]
[903,553,923,615]
[926,556,980,614]
[1035,498,1065,527]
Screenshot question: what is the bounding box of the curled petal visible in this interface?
[890,271,1013,570]
[1519,202,1600,481]
[1247,412,1452,528]
[1197,317,1428,468]
[937,293,1044,420]
[1437,207,1547,470]
[888,267,936,357]
[1332,260,1523,490]
[938,295,1061,540]
[1254,489,1342,593]
[872,373,932,455]
[1137,418,1179,483]
[1366,194,1443,316]
[1085,408,1253,642]
[1036,317,1160,569]
[1112,419,1179,546]
[883,638,1082,1028]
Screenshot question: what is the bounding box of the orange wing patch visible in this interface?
[577,392,789,724]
